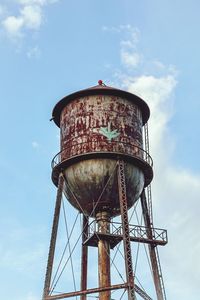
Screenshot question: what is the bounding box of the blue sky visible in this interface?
[0,1,200,299]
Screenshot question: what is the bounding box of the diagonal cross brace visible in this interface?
[135,284,153,300]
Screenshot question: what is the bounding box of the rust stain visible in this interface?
[60,95,143,162]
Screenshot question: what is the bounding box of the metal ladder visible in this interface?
[154,247,167,300]
[143,123,167,300]
[144,123,153,226]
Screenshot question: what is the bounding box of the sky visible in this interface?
[0,0,200,299]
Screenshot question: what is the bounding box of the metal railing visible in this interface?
[87,220,167,245]
[51,141,153,169]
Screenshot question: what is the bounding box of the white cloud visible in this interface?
[2,15,24,38]
[21,5,42,29]
[121,72,200,299]
[106,24,200,299]
[125,75,176,133]
[2,5,42,39]
[1,0,58,41]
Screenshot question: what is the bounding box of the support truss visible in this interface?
[118,160,136,300]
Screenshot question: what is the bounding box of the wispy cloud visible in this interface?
[13,293,40,300]
[18,0,59,4]
[0,218,47,300]
[0,5,6,17]
[102,24,139,37]
[1,244,45,272]
[27,45,41,58]
[0,217,46,273]
[32,141,40,148]
[121,51,142,68]
[102,25,142,69]
[1,0,58,41]
[26,294,39,300]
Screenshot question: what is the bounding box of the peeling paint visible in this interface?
[60,95,143,161]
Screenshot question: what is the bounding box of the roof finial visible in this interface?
[98,80,106,86]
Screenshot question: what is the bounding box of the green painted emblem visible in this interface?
[99,122,120,141]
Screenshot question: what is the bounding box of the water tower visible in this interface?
[42,81,168,300]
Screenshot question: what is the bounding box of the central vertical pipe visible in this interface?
[96,211,111,300]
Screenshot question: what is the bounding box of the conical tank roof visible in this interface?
[52,82,150,127]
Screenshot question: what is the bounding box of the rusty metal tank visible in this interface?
[51,82,153,217]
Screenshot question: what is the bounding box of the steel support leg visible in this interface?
[117,160,136,300]
[80,215,89,300]
[43,174,64,299]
